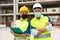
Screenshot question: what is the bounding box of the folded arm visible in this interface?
[10,30,27,38]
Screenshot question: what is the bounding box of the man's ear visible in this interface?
[33,9,35,12]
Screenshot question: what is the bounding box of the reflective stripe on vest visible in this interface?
[35,33,51,38]
[15,19,28,32]
[14,37,26,40]
[15,36,30,40]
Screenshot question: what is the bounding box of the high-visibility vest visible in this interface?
[14,19,30,40]
[31,15,52,40]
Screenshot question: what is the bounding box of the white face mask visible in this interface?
[35,12,41,18]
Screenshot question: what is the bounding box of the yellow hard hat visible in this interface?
[19,6,29,14]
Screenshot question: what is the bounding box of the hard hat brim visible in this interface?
[33,7,42,10]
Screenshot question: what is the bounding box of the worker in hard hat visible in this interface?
[10,6,30,40]
[31,3,52,40]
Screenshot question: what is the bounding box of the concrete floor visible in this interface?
[0,27,60,40]
[0,28,14,40]
[51,27,60,40]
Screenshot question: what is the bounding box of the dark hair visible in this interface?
[33,7,41,10]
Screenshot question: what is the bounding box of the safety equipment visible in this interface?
[15,19,28,32]
[33,3,42,9]
[12,19,30,40]
[35,12,41,18]
[31,15,48,29]
[31,15,52,40]
[19,6,29,13]
[22,14,27,19]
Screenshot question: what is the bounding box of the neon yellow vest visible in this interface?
[31,15,52,40]
[15,19,28,32]
[14,19,30,39]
